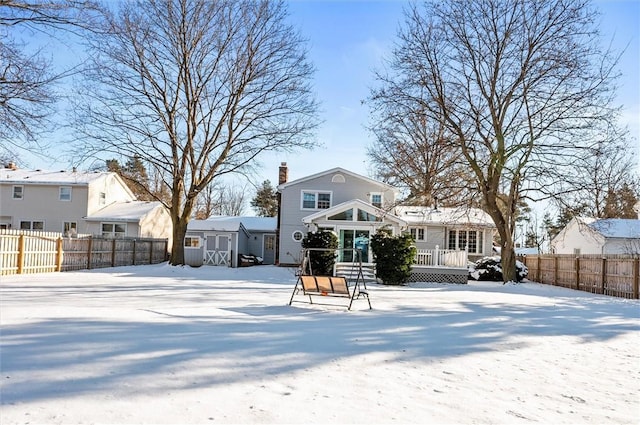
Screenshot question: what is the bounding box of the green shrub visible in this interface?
[301,230,339,276]
[370,229,416,285]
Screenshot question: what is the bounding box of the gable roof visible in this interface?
[2,168,111,185]
[277,167,398,193]
[188,216,277,233]
[587,218,640,239]
[302,199,407,226]
[84,201,165,222]
[395,206,495,227]
[0,168,136,199]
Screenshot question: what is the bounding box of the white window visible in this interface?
[59,186,72,201]
[12,185,23,200]
[292,230,304,242]
[301,191,331,210]
[20,220,44,230]
[102,222,126,238]
[448,229,483,254]
[370,193,382,208]
[184,236,201,248]
[99,192,106,205]
[63,221,77,237]
[409,227,425,241]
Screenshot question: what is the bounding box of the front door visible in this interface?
[338,229,370,262]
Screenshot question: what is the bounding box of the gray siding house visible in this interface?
[276,164,497,279]
[276,165,401,266]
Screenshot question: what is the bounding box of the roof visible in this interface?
[587,218,640,239]
[188,216,277,232]
[85,201,165,222]
[301,199,407,226]
[277,167,398,193]
[0,168,110,185]
[395,206,495,227]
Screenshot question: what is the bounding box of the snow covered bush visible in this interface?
[468,256,528,282]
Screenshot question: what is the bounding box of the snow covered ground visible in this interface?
[1,264,639,425]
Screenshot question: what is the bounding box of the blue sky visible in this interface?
[258,0,640,186]
[18,0,640,192]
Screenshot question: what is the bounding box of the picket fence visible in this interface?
[520,254,640,299]
[0,229,168,275]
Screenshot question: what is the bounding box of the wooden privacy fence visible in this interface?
[520,254,640,299]
[0,230,168,275]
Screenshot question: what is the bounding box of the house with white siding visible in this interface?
[0,165,172,242]
[551,217,640,255]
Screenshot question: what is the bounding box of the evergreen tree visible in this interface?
[251,180,278,217]
[370,228,416,285]
[301,231,339,276]
[603,183,639,218]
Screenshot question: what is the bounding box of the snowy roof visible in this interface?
[188,216,277,232]
[0,168,110,185]
[395,206,495,227]
[85,201,164,222]
[587,219,640,239]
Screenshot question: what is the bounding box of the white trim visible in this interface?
[59,186,72,201]
[12,185,23,200]
[300,190,332,210]
[184,236,201,249]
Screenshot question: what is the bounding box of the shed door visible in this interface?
[204,234,231,266]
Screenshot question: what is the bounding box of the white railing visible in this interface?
[414,246,468,268]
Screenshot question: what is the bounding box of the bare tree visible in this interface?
[0,0,100,160]
[553,134,639,218]
[379,0,622,282]
[367,77,477,207]
[193,182,247,219]
[73,0,319,265]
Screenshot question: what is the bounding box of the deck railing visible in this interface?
[414,246,468,268]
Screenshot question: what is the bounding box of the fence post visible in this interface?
[601,257,607,295]
[56,237,63,272]
[132,239,136,266]
[554,256,558,286]
[17,234,25,274]
[111,239,117,267]
[536,255,541,282]
[87,237,93,270]
[434,245,440,266]
[149,240,154,264]
[164,240,169,261]
[633,258,639,299]
[575,256,580,291]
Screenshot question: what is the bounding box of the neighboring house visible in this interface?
[0,166,172,242]
[276,164,497,267]
[185,216,277,268]
[551,217,640,255]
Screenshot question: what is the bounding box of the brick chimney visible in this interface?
[278,162,288,185]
